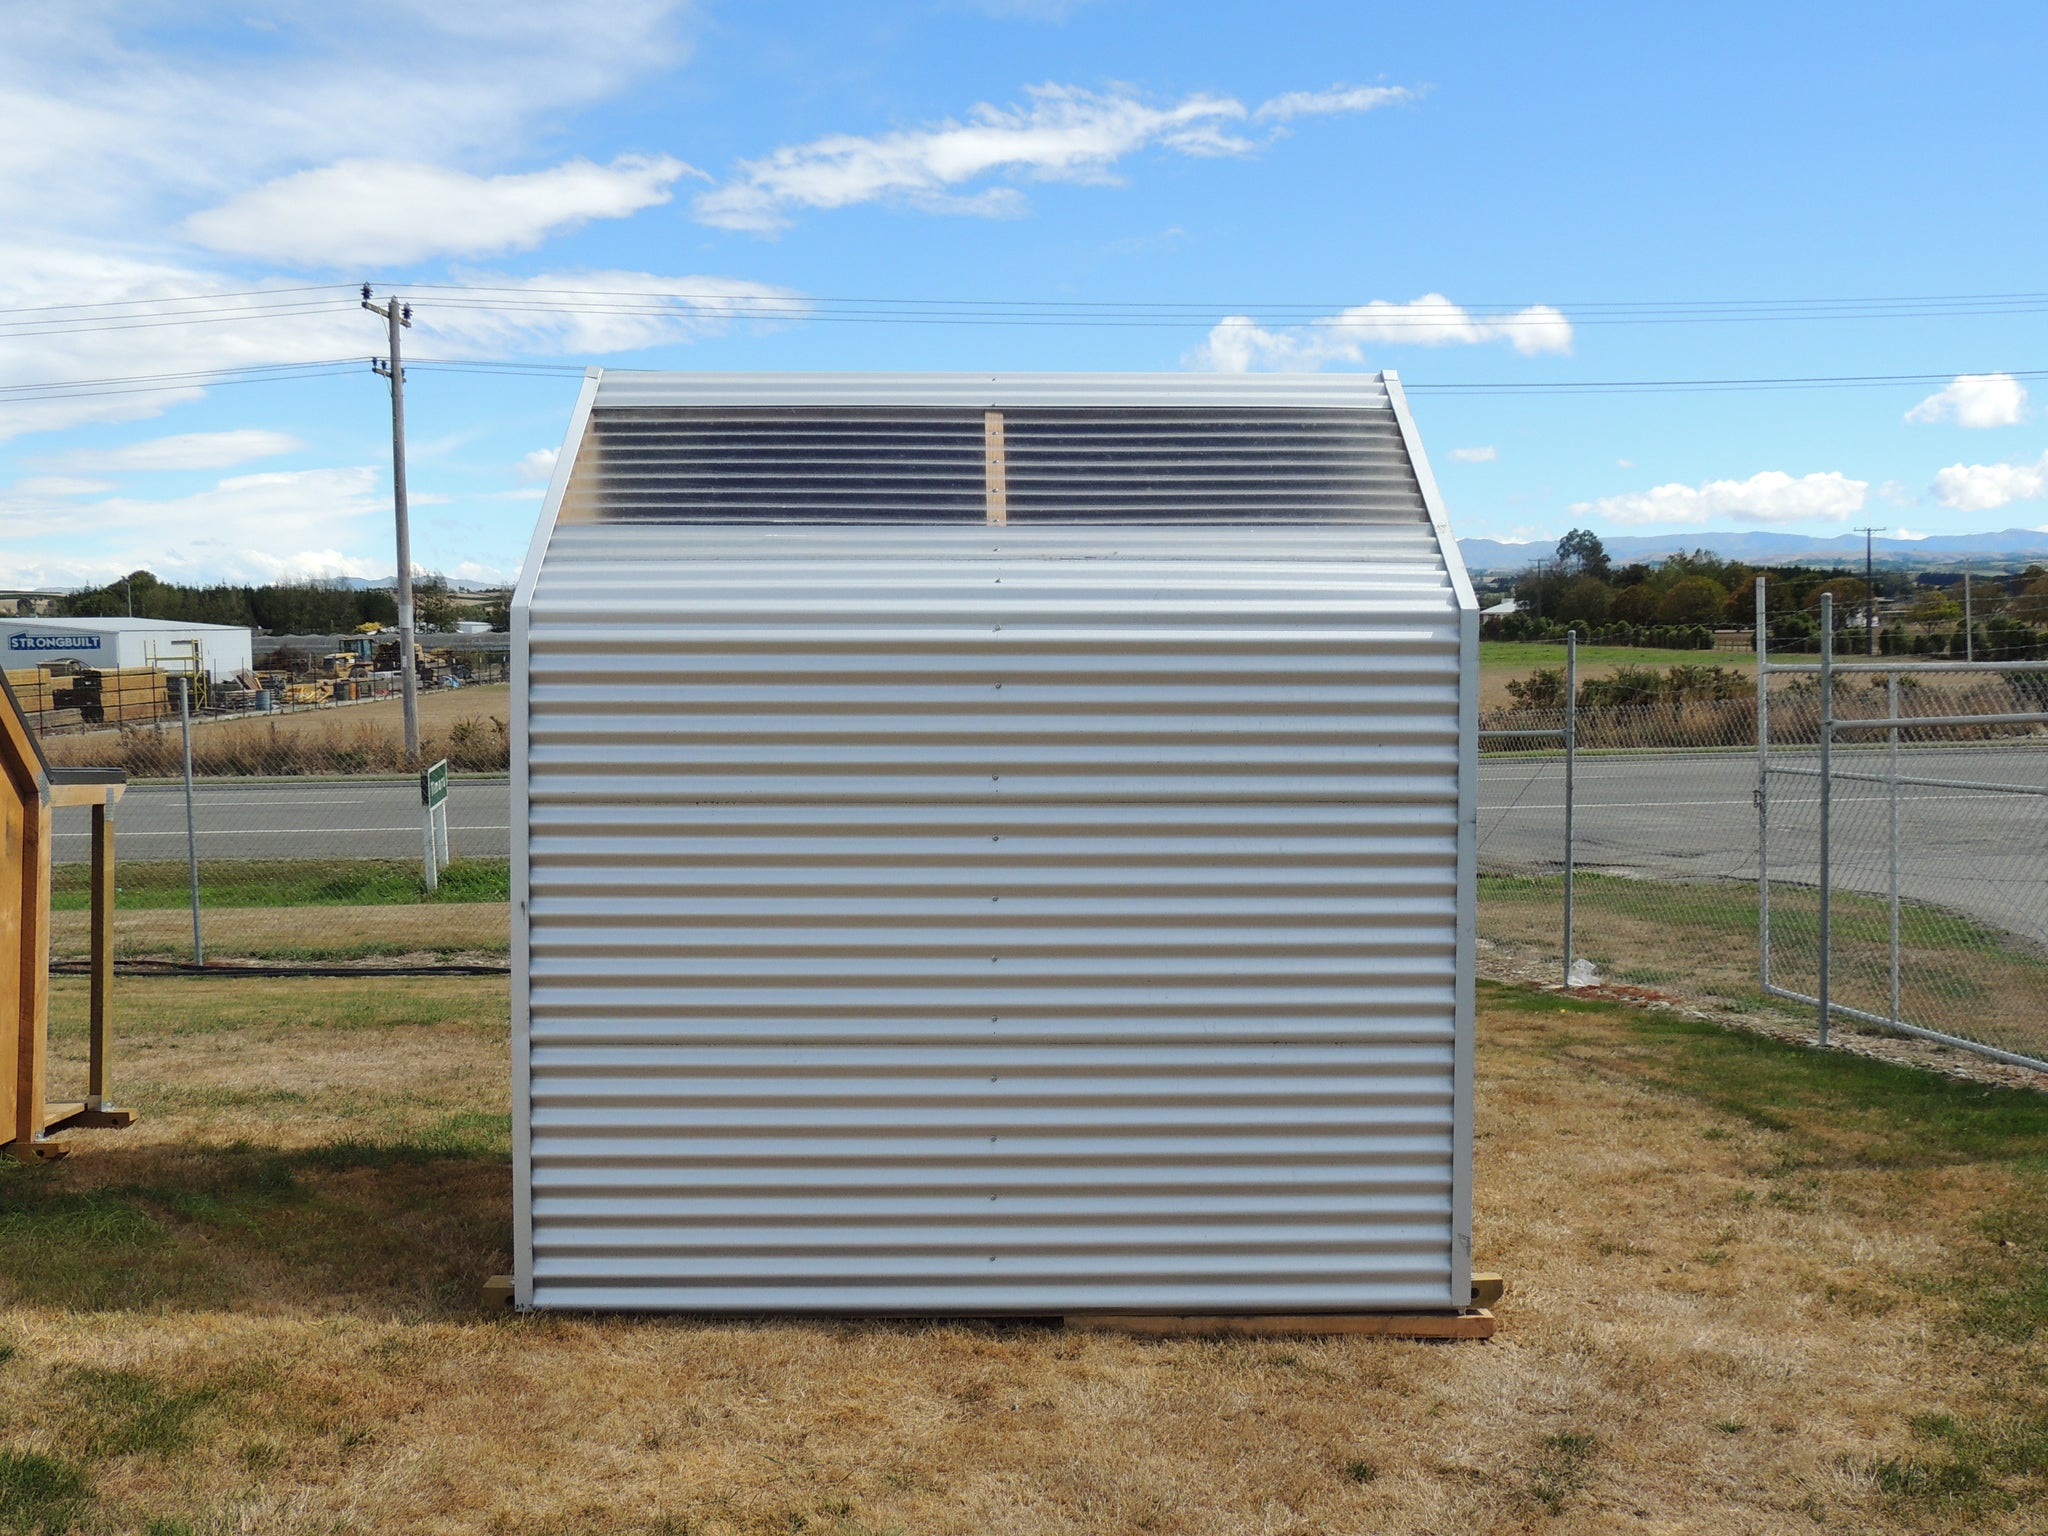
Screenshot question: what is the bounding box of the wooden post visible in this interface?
[0,791,21,1140]
[15,800,51,1153]
[984,410,1007,526]
[88,802,112,1108]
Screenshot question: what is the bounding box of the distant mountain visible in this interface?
[1457,528,2048,572]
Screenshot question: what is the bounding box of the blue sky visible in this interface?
[5,0,2047,587]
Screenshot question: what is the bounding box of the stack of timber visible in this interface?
[83,667,169,725]
[18,666,171,727]
[2,665,86,732]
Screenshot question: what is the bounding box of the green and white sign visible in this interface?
[420,759,451,891]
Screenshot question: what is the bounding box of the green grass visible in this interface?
[1479,872,2048,1057]
[1484,870,2048,955]
[49,975,508,1039]
[52,858,510,912]
[62,1368,221,1460]
[1482,640,1756,672]
[0,1134,510,1315]
[0,1450,90,1536]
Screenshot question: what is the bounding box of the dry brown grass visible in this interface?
[41,684,513,776]
[49,900,509,962]
[5,975,2046,1532]
[204,683,512,743]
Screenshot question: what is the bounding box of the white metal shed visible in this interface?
[2,618,254,683]
[511,370,1478,1315]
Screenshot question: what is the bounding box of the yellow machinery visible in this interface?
[0,674,135,1158]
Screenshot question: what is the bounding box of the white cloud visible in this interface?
[0,247,806,440]
[1905,373,2029,429]
[449,559,517,584]
[10,476,114,497]
[1931,453,2048,512]
[416,270,811,355]
[1892,528,1929,540]
[516,448,559,483]
[1617,458,1635,468]
[1,466,390,586]
[1571,470,1869,527]
[186,155,694,267]
[1448,446,1497,463]
[0,2,695,233]
[1253,85,1416,122]
[36,429,303,473]
[1187,294,1573,372]
[694,80,1410,232]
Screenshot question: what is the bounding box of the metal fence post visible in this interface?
[177,676,202,967]
[1818,591,1833,1047]
[1755,578,1769,992]
[1887,670,1900,1026]
[1563,630,1576,986]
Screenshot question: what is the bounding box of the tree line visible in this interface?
[1491,531,2048,657]
[54,571,506,634]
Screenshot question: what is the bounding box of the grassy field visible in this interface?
[50,860,512,965]
[5,975,2048,1533]
[1479,644,1754,711]
[1480,872,2048,1066]
[53,860,510,913]
[149,685,510,746]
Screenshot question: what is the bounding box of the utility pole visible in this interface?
[1856,526,1879,656]
[362,285,420,760]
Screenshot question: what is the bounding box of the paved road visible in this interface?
[1480,744,2048,946]
[49,748,2048,944]
[51,778,511,864]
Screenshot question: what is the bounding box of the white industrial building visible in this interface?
[1,617,254,682]
[510,370,1478,1317]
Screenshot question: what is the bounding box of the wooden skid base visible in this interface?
[43,1103,139,1134]
[482,1275,516,1311]
[1065,1309,1496,1341]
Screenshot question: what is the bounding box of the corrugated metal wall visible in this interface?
[514,376,1473,1314]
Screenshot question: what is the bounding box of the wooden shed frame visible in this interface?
[1,673,135,1160]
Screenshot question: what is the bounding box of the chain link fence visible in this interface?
[1758,602,2048,1068]
[25,620,2048,1076]
[1478,669,1770,1012]
[27,648,513,968]
[1480,603,2048,1075]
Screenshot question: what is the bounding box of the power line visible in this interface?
[1402,368,2048,396]
[2,359,2042,405]
[0,358,368,403]
[18,283,2048,337]
[0,283,353,318]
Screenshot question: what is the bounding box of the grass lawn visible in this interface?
[4,974,2047,1532]
[53,859,511,913]
[1480,872,2048,1066]
[50,860,511,965]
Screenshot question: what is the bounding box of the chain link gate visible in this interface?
[1758,582,2048,1071]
